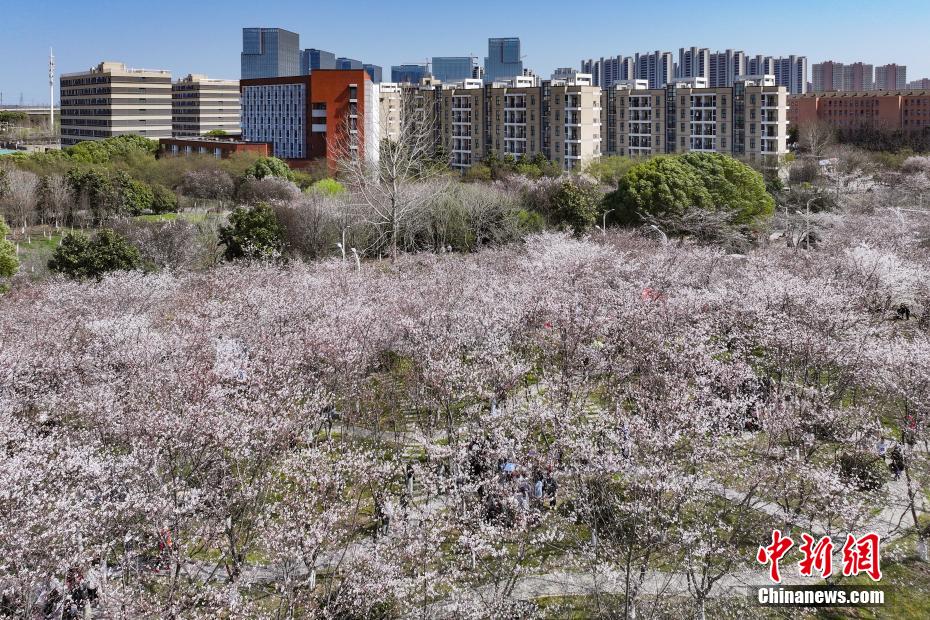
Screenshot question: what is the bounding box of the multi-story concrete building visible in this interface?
[378,82,403,142]
[484,75,601,171]
[439,79,486,170]
[678,47,710,80]
[301,48,336,74]
[602,75,788,165]
[432,57,475,84]
[484,38,523,84]
[747,55,775,78]
[772,56,808,95]
[812,61,843,92]
[747,55,808,95]
[158,136,271,159]
[843,63,874,92]
[875,64,907,91]
[59,61,172,147]
[813,61,874,92]
[635,51,674,89]
[908,78,930,90]
[240,69,378,168]
[241,28,300,79]
[708,50,746,88]
[171,74,240,137]
[581,55,635,88]
[788,90,930,132]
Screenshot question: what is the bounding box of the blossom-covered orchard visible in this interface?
[1,207,929,619]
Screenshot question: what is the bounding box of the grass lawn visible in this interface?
[133,211,212,223]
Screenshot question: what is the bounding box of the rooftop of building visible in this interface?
[790,89,930,98]
[62,61,171,78]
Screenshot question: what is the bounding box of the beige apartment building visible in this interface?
[546,79,602,171]
[171,74,240,137]
[438,80,486,170]
[377,83,402,142]
[60,61,172,146]
[602,75,788,165]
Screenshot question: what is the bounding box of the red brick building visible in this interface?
[788,91,930,131]
[240,69,376,171]
[158,137,271,159]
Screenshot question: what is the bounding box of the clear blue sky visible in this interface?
[2,0,929,105]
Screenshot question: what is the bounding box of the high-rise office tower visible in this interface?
[336,58,363,70]
[300,48,336,75]
[391,64,429,84]
[241,28,300,79]
[875,64,907,90]
[363,64,383,83]
[432,57,475,83]
[484,38,523,83]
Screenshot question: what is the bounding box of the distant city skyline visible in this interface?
[2,0,929,104]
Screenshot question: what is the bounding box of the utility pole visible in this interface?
[49,48,56,137]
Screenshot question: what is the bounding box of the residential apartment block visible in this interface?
[60,61,172,147]
[875,64,907,91]
[580,56,635,88]
[171,74,240,137]
[601,76,788,165]
[708,50,746,88]
[583,49,804,93]
[241,28,300,79]
[788,90,930,131]
[240,69,378,169]
[678,47,710,80]
[634,51,675,90]
[812,61,874,92]
[909,79,930,90]
[378,82,403,142]
[439,80,486,170]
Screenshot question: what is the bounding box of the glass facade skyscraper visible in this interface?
[431,57,474,83]
[484,38,522,83]
[337,58,364,70]
[391,64,428,84]
[300,48,336,75]
[241,28,300,79]
[363,64,383,83]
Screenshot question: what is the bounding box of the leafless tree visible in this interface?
[180,169,235,211]
[236,176,301,206]
[335,88,452,259]
[797,121,836,159]
[38,174,74,227]
[272,194,354,260]
[0,168,39,230]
